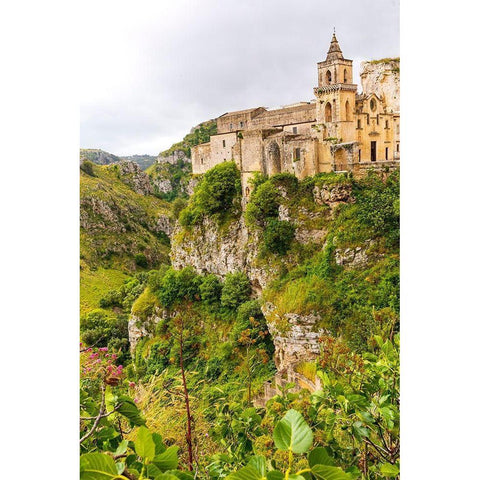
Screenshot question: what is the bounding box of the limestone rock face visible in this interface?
[171,216,272,293]
[313,183,353,208]
[156,149,191,165]
[262,302,322,374]
[128,308,166,353]
[117,161,153,196]
[187,177,200,196]
[360,59,400,113]
[156,214,174,237]
[334,240,377,268]
[151,178,173,194]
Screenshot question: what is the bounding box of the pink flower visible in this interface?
[99,347,108,352]
[129,382,135,388]
[134,398,139,403]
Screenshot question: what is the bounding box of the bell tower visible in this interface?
[314,32,357,142]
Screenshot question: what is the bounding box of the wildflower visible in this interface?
[129,382,135,388]
[99,347,108,352]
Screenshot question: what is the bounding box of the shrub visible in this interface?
[221,272,252,309]
[171,197,188,219]
[179,162,241,225]
[245,181,280,227]
[263,219,295,255]
[80,160,95,176]
[199,274,223,305]
[154,266,201,308]
[134,253,148,268]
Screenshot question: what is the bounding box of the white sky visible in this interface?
[80,0,399,156]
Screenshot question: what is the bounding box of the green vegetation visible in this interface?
[161,120,217,158]
[179,161,241,226]
[80,157,400,479]
[146,158,192,202]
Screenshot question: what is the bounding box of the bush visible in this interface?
[153,266,201,308]
[171,197,188,219]
[263,219,295,255]
[179,161,241,226]
[199,274,223,305]
[134,253,148,268]
[80,160,95,176]
[221,272,252,309]
[245,181,280,227]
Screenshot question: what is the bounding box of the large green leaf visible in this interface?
[266,471,283,480]
[311,464,351,480]
[248,455,267,477]
[116,396,146,426]
[152,432,166,455]
[115,440,128,457]
[308,447,335,467]
[80,453,121,480]
[165,470,195,480]
[135,426,156,462]
[273,409,313,454]
[154,474,181,480]
[152,446,179,471]
[226,465,265,480]
[379,463,399,477]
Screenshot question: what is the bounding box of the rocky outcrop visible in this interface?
[262,302,322,374]
[171,216,272,293]
[360,59,400,113]
[156,214,174,238]
[313,183,353,208]
[334,240,378,268]
[116,161,153,195]
[156,149,191,165]
[151,177,173,195]
[128,308,166,353]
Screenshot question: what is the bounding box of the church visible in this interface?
[191,33,400,197]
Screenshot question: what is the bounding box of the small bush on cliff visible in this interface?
[263,219,295,255]
[245,181,280,227]
[179,161,241,226]
[221,272,252,309]
[199,274,223,305]
[80,160,95,176]
[134,253,148,268]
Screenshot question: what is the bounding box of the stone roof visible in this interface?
[326,33,344,62]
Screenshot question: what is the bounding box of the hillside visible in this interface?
[80,160,399,479]
[80,160,173,315]
[80,149,157,170]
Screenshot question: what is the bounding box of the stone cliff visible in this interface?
[360,58,400,113]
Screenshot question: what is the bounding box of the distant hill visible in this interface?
[80,149,156,170]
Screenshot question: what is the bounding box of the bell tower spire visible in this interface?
[326,31,344,62]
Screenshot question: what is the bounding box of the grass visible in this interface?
[80,267,130,315]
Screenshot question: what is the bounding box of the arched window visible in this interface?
[344,69,348,83]
[332,99,336,122]
[370,98,377,111]
[326,70,332,84]
[345,100,351,121]
[325,102,332,122]
[245,186,250,196]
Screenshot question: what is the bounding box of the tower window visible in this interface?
[326,70,332,84]
[370,98,377,111]
[385,120,389,129]
[325,102,332,122]
[222,140,226,148]
[345,100,351,121]
[344,69,348,83]
[357,119,361,129]
[292,126,298,134]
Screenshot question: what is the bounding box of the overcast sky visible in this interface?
[80,0,399,156]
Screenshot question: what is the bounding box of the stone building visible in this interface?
[191,33,400,197]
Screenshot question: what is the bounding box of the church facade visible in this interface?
[191,34,400,197]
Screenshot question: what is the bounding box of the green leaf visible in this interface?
[147,464,162,478]
[152,446,179,471]
[308,447,335,467]
[352,422,369,440]
[152,432,166,455]
[379,463,399,477]
[226,465,264,480]
[154,474,181,480]
[115,440,128,456]
[115,462,125,475]
[248,456,267,477]
[165,470,195,480]
[80,453,120,480]
[273,409,313,454]
[311,464,351,480]
[289,475,305,480]
[116,396,146,426]
[266,471,283,480]
[135,426,156,462]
